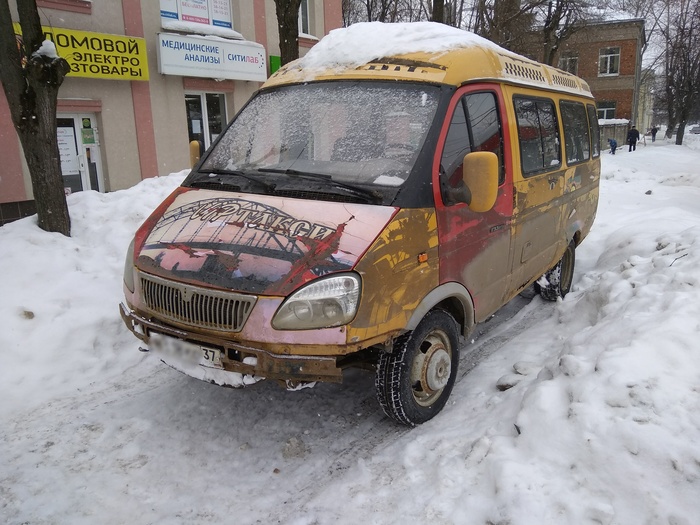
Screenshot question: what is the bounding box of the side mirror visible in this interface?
[463,151,498,213]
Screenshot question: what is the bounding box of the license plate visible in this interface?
[149,333,222,368]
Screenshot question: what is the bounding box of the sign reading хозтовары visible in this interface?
[13,23,149,81]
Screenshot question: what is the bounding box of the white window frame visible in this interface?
[558,53,578,75]
[598,47,620,77]
[185,91,228,151]
[298,0,310,36]
[597,102,616,120]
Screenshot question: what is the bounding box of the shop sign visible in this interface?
[180,0,209,24]
[158,33,267,82]
[161,0,233,30]
[14,23,149,81]
[161,0,179,20]
[210,0,232,29]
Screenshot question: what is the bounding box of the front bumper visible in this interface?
[120,303,343,384]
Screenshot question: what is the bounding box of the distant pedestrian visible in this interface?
[608,138,617,154]
[651,126,658,142]
[627,126,640,151]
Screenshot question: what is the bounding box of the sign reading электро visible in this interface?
[13,23,149,81]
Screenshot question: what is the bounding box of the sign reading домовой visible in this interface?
[13,23,149,81]
[157,33,267,82]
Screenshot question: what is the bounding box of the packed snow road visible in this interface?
[1,284,543,524]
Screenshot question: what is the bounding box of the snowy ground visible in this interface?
[1,136,699,525]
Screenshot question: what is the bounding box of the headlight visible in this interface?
[272,274,361,330]
[123,239,135,293]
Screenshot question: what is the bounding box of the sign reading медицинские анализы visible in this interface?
[157,33,267,82]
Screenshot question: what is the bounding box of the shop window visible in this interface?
[597,101,616,119]
[598,47,620,76]
[514,96,561,176]
[558,53,579,75]
[185,93,227,152]
[560,101,590,165]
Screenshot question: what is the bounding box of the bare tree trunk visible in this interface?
[0,0,71,235]
[274,0,303,66]
[659,0,700,144]
[15,76,69,235]
[431,0,444,23]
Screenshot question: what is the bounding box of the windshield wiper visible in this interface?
[195,168,275,192]
[257,167,381,203]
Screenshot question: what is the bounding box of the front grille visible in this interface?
[139,272,257,332]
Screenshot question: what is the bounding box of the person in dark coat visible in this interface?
[608,138,617,154]
[651,126,658,142]
[627,125,640,151]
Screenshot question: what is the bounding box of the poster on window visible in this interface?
[57,127,80,175]
[160,0,178,20]
[210,0,232,28]
[180,0,210,24]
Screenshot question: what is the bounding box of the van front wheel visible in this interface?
[537,241,575,301]
[375,309,459,426]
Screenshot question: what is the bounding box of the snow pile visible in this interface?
[161,20,244,40]
[599,118,630,125]
[33,40,59,59]
[0,171,187,417]
[296,21,502,71]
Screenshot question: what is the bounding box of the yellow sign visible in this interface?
[14,23,149,81]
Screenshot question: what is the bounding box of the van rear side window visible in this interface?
[514,97,561,176]
[587,104,601,158]
[560,100,591,165]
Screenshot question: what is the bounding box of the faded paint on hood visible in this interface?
[135,187,397,296]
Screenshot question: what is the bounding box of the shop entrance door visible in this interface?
[185,93,227,157]
[57,114,104,194]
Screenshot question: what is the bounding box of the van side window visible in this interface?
[466,93,504,184]
[440,92,504,203]
[587,104,601,158]
[441,98,471,190]
[514,97,561,176]
[560,100,590,165]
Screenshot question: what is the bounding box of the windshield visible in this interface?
[199,82,441,188]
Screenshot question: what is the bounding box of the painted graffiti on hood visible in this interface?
[136,190,396,295]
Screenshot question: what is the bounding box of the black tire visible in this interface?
[375,309,460,426]
[537,241,575,301]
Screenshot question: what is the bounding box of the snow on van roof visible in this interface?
[296,21,503,71]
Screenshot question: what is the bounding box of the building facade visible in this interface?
[0,0,342,225]
[524,19,647,126]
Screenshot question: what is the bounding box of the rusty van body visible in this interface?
[121,42,600,425]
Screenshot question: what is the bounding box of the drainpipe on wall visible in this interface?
[632,22,644,126]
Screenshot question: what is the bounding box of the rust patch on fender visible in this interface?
[347,208,439,343]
